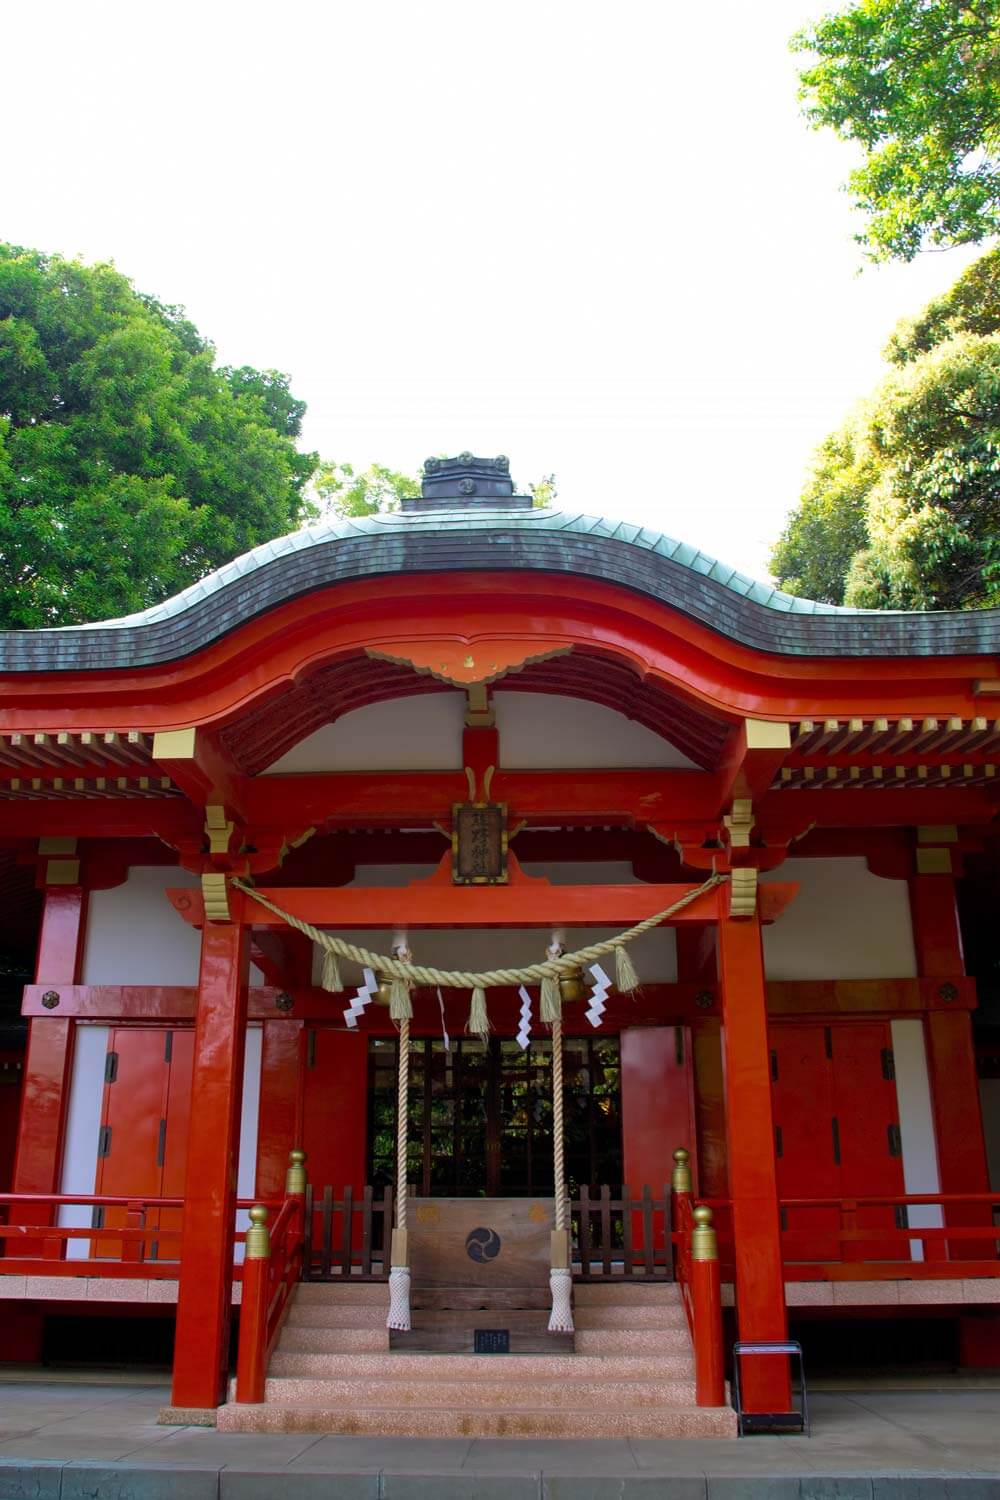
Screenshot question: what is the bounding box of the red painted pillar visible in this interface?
[256,1019,303,1199]
[171,916,250,1411]
[717,911,790,1414]
[908,869,990,1245]
[12,884,87,1203]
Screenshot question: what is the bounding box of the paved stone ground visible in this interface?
[0,1382,998,1496]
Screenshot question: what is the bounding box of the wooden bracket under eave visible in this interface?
[729,867,758,918]
[201,871,231,922]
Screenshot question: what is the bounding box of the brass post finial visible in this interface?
[671,1146,692,1193]
[691,1204,718,1262]
[245,1204,270,1260]
[285,1148,307,1196]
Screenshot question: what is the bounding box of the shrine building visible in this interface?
[0,452,998,1438]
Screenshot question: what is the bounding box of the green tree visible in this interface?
[794,0,1000,260]
[0,245,316,627]
[771,247,1000,608]
[311,461,420,517]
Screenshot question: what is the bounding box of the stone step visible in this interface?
[294,1281,388,1305]
[257,1375,697,1409]
[217,1402,736,1439]
[575,1327,690,1353]
[285,1303,386,1329]
[267,1351,695,1381]
[572,1282,681,1305]
[277,1326,389,1353]
[573,1305,687,1329]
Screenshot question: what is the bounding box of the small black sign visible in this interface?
[474,1329,510,1354]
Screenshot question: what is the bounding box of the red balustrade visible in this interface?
[235,1150,307,1404]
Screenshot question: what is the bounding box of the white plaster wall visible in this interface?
[233,1025,263,1265]
[83,867,202,985]
[761,858,917,980]
[263,693,466,773]
[494,691,698,769]
[58,1025,110,1259]
[311,924,677,985]
[890,1019,943,1258]
[261,688,697,774]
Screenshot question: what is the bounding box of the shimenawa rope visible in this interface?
[229,872,726,991]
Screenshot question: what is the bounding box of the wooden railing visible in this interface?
[776,1192,1000,1278]
[236,1151,308,1404]
[0,1193,279,1275]
[303,1184,394,1281]
[671,1148,725,1407]
[569,1184,673,1280]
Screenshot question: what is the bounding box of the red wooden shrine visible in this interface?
[0,453,998,1430]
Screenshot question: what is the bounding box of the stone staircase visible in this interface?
[217,1280,736,1437]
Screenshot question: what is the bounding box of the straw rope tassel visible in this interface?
[548,1012,574,1333]
[320,949,342,993]
[386,1016,411,1331]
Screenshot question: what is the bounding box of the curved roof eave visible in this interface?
[0,505,997,672]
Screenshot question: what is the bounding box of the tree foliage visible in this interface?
[0,245,315,627]
[771,248,1000,608]
[311,461,420,517]
[794,0,1000,260]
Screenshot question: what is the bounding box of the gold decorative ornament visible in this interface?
[285,1148,307,1195]
[245,1204,270,1260]
[690,1204,718,1262]
[671,1146,692,1194]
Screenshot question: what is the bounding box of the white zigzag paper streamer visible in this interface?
[343,966,377,1028]
[585,963,611,1028]
[437,986,451,1053]
[516,985,532,1050]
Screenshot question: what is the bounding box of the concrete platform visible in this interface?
[0,1380,999,1496]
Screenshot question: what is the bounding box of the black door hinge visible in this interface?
[156,1118,167,1167]
[775,1124,783,1158]
[307,1029,317,1068]
[824,1026,833,1059]
[104,1051,118,1084]
[164,1032,173,1063]
[779,1206,789,1231]
[770,1049,778,1081]
[831,1117,841,1165]
[674,1026,685,1066]
[881,1048,895,1081]
[97,1125,112,1158]
[894,1205,909,1230]
[91,1205,105,1230]
[887,1123,903,1158]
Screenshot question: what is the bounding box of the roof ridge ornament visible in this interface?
[404,452,533,512]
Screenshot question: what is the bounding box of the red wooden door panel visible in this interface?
[769,1024,840,1261]
[156,1029,194,1261]
[621,1025,695,1261]
[830,1022,906,1260]
[94,1029,169,1257]
[302,1027,367,1254]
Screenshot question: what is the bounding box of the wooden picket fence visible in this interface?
[570,1184,673,1281]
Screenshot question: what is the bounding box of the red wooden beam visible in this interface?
[243,768,727,828]
[168,877,799,930]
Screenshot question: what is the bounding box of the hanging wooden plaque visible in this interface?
[452,801,508,885]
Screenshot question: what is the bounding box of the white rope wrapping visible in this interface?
[230,873,725,989]
[548,1267,574,1334]
[387,1266,411,1333]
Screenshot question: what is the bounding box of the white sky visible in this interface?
[1,0,982,585]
